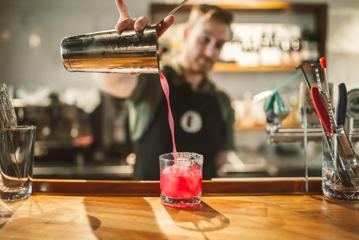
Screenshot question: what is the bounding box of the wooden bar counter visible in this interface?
[1,178,358,240]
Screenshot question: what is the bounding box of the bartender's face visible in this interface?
[184,18,231,73]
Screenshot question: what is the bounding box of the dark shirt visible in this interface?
[127,64,235,180]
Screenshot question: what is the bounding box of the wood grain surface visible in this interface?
[1,194,358,240]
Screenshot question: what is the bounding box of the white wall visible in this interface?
[0,0,358,98]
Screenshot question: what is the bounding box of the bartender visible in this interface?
[97,0,235,180]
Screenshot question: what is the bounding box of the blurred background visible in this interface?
[1,0,359,180]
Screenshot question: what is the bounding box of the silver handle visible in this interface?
[156,0,188,26]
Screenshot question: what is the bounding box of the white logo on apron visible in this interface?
[180,110,202,133]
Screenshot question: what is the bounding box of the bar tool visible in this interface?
[319,57,331,98]
[317,59,359,186]
[337,83,347,127]
[347,88,359,141]
[156,0,188,28]
[0,84,23,185]
[310,86,332,138]
[314,61,342,180]
[0,85,17,130]
[314,64,336,133]
[299,62,313,89]
[61,0,188,74]
[311,86,357,187]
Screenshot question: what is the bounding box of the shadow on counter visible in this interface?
[164,202,230,235]
[84,197,170,240]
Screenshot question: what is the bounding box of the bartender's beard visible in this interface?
[191,56,215,74]
[179,52,215,75]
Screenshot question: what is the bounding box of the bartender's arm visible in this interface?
[95,0,174,98]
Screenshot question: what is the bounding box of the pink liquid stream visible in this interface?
[159,72,202,208]
[159,72,177,157]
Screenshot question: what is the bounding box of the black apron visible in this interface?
[134,68,226,180]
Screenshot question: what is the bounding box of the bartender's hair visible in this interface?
[187,4,233,28]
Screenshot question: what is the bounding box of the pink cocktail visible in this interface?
[160,152,203,208]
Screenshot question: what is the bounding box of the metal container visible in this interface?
[60,26,159,74]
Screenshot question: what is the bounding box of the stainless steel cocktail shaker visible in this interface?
[60,26,159,74]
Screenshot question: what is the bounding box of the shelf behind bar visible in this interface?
[213,63,298,73]
[32,177,322,197]
[150,2,326,12]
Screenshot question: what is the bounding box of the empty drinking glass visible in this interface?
[0,125,36,201]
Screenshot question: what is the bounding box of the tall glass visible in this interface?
[160,152,203,208]
[0,126,36,201]
[322,133,359,200]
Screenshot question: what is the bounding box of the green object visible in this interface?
[264,91,287,114]
[263,71,301,115]
[264,91,276,113]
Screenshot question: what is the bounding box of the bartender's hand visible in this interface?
[115,0,175,37]
[96,0,174,99]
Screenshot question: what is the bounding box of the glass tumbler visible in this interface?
[0,125,36,201]
[160,152,203,208]
[322,133,359,200]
